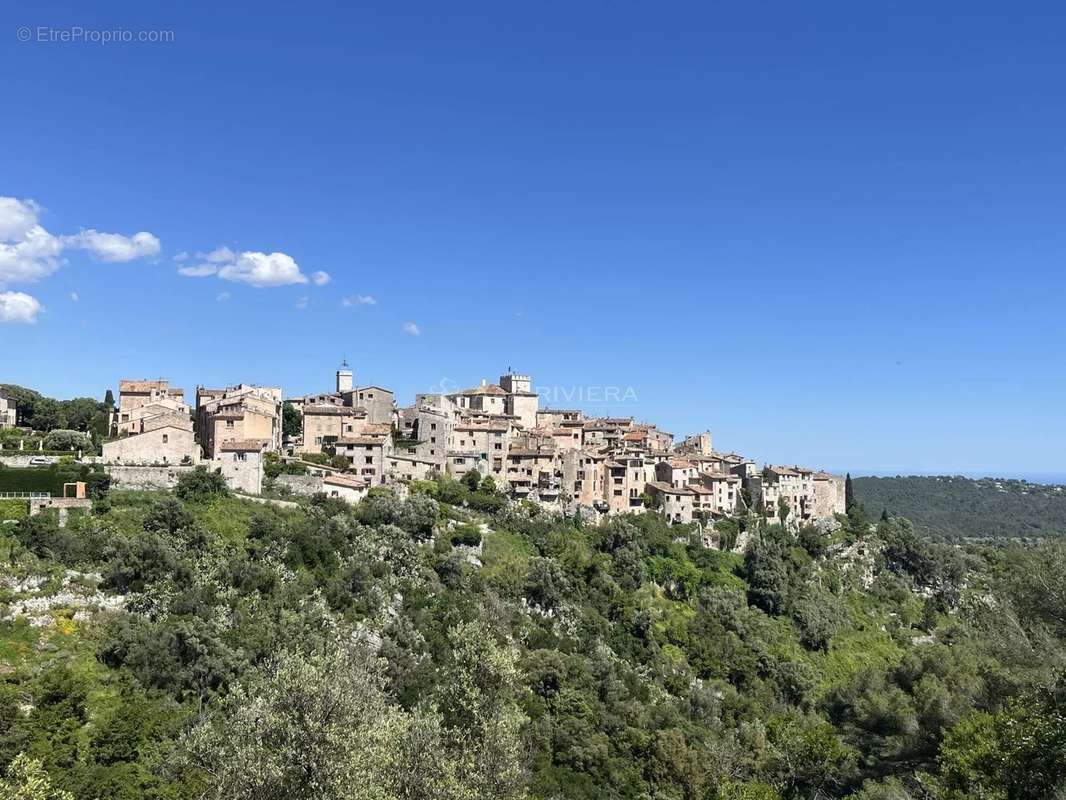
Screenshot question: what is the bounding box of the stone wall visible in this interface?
[105,464,196,490]
[275,474,325,497]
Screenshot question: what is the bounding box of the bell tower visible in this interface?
[336,359,353,393]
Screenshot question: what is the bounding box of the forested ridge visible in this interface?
[1,468,1065,799]
[854,475,1066,540]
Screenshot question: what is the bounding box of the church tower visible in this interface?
[336,360,353,393]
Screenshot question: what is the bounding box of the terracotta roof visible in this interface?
[701,471,739,482]
[220,439,268,452]
[336,435,388,446]
[303,404,361,416]
[456,384,508,396]
[323,474,367,489]
[647,481,694,496]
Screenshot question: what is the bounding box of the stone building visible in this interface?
[341,386,396,426]
[499,372,539,429]
[676,431,714,456]
[646,481,695,524]
[322,473,369,504]
[196,384,283,458]
[0,392,17,428]
[812,471,846,518]
[451,418,515,477]
[111,379,188,437]
[102,423,199,465]
[334,429,393,485]
[301,404,367,453]
[213,439,267,495]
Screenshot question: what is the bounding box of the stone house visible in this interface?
[560,449,607,508]
[812,471,846,518]
[334,431,393,485]
[499,372,539,430]
[450,419,514,478]
[0,393,17,428]
[582,418,634,451]
[322,473,369,504]
[505,445,558,497]
[384,453,438,483]
[213,439,266,495]
[447,381,508,417]
[196,384,283,458]
[300,404,367,453]
[646,481,695,524]
[102,423,199,465]
[112,379,187,436]
[341,386,395,426]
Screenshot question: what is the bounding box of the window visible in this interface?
[430,423,437,431]
[430,436,436,443]
[494,443,502,450]
[613,490,622,497]
[365,457,373,464]
[162,434,168,443]
[226,420,234,428]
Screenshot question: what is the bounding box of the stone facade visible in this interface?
[0,393,17,428]
[102,424,199,466]
[196,384,283,459]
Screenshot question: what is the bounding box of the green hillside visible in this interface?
[1,469,1064,799]
[853,475,1066,540]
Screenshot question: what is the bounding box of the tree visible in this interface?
[59,397,102,432]
[845,473,855,511]
[480,475,497,494]
[463,469,482,493]
[104,389,115,407]
[42,429,92,452]
[31,399,62,432]
[0,753,74,800]
[281,402,302,438]
[174,466,229,503]
[181,635,473,800]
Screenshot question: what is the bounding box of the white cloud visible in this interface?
[216,291,231,302]
[295,296,310,310]
[0,291,42,324]
[0,197,42,241]
[214,251,308,287]
[202,246,236,263]
[70,291,79,302]
[402,321,421,336]
[0,197,161,293]
[342,294,377,306]
[63,229,161,262]
[173,251,188,262]
[311,270,331,286]
[178,264,219,278]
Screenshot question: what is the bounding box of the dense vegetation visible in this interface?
[854,475,1066,540]
[1,469,1065,798]
[0,385,111,438]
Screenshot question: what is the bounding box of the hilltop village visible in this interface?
[2,364,845,533]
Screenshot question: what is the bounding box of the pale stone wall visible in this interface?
[105,464,197,490]
[0,396,17,428]
[344,387,395,426]
[102,426,199,466]
[812,473,846,519]
[213,451,264,495]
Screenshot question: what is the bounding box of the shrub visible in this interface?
[42,429,93,451]
[174,466,229,503]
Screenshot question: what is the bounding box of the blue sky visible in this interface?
[2,1,1064,476]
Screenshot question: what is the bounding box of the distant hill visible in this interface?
[853,475,1066,540]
